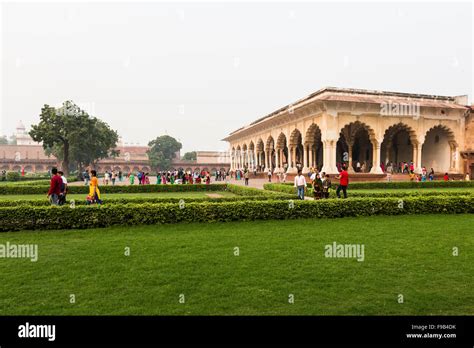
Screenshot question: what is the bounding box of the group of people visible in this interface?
[131,171,150,185]
[214,170,228,181]
[294,165,349,200]
[80,168,229,186]
[231,168,251,185]
[46,168,69,205]
[156,170,212,185]
[103,170,123,185]
[48,167,102,206]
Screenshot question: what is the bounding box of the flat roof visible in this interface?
[224,87,469,140]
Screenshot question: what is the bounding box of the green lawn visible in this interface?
[0,214,472,315]
[0,191,237,201]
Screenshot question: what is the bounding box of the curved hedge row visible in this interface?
[0,183,229,195]
[0,184,292,207]
[226,184,292,198]
[1,190,468,207]
[0,176,78,184]
[1,173,51,182]
[0,194,292,207]
[266,180,474,191]
[263,183,473,198]
[264,182,474,194]
[0,196,472,231]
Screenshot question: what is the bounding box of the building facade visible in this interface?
[460,106,474,177]
[1,118,230,174]
[0,142,230,175]
[224,87,472,176]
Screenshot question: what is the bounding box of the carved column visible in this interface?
[302,144,309,174]
[347,142,355,173]
[321,140,338,174]
[308,146,314,169]
[314,144,318,170]
[275,148,281,173]
[287,146,297,173]
[412,145,418,173]
[286,146,294,173]
[411,141,422,174]
[370,141,383,174]
[264,149,269,172]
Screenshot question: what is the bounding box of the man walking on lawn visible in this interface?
[47,167,62,206]
[294,170,307,200]
[335,165,349,199]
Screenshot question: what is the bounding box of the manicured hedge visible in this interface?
[0,189,468,207]
[265,180,474,193]
[0,194,292,207]
[0,184,291,207]
[6,172,20,181]
[0,183,229,195]
[263,183,474,198]
[0,172,55,182]
[17,176,59,182]
[226,184,292,198]
[0,183,295,196]
[9,180,52,186]
[345,191,473,199]
[0,196,472,231]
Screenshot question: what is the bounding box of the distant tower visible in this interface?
[15,120,39,146]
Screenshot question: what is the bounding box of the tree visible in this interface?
[69,118,119,172]
[0,135,8,145]
[182,151,197,161]
[147,135,182,170]
[30,101,119,175]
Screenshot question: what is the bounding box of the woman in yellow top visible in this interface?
[88,170,102,204]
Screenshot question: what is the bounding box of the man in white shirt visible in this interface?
[294,170,307,200]
[58,170,68,206]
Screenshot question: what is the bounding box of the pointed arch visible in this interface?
[265,136,276,170]
[265,135,275,150]
[288,129,304,170]
[305,123,323,170]
[423,124,457,146]
[275,132,288,170]
[256,138,264,152]
[422,124,458,173]
[337,121,377,172]
[381,123,418,168]
[276,132,287,150]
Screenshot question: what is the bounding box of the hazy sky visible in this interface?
[1,1,472,153]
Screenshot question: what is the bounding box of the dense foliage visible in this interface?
[147,135,182,170]
[182,151,197,161]
[29,101,119,175]
[0,182,229,195]
[0,196,472,231]
[264,180,474,194]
